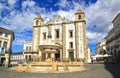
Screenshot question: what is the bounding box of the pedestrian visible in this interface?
[91,58,93,64]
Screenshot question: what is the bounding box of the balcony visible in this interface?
[115,32,120,40]
[106,37,115,44]
[24,51,38,54]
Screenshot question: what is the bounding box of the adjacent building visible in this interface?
[32,9,88,62]
[105,13,120,62]
[96,42,106,55]
[10,52,23,65]
[0,27,14,67]
[23,40,37,62]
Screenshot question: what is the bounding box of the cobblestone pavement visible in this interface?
[0,64,120,78]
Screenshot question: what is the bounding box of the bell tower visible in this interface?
[33,14,44,26]
[75,9,85,22]
[75,9,87,61]
[32,14,44,52]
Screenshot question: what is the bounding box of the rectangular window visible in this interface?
[69,30,73,38]
[3,42,7,49]
[55,29,59,38]
[43,32,46,40]
[0,41,1,47]
[29,46,31,51]
[26,47,28,51]
[69,42,73,48]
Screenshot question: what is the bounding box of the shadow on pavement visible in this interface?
[104,63,120,78]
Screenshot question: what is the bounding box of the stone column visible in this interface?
[46,53,48,59]
[38,49,42,61]
[75,22,79,60]
[82,22,87,61]
[60,50,63,61]
[51,53,55,61]
[62,22,66,61]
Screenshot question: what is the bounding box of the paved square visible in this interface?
[0,64,120,78]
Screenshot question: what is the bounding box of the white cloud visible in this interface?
[0,3,2,10]
[1,11,37,45]
[0,2,9,12]
[0,0,39,47]
[87,31,106,43]
[13,31,32,45]
[55,0,70,8]
[55,0,85,10]
[7,0,16,8]
[22,0,35,9]
[85,0,120,43]
[57,10,75,20]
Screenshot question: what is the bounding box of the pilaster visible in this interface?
[32,27,40,52]
[75,22,79,60]
[62,22,66,61]
[82,22,87,59]
[48,23,52,38]
[60,50,63,61]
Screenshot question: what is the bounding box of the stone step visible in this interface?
[29,67,53,72]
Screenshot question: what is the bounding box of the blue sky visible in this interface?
[0,0,120,54]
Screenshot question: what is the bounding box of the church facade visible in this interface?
[32,9,88,61]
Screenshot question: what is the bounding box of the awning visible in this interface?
[92,54,104,58]
[92,54,112,58]
[103,54,112,57]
